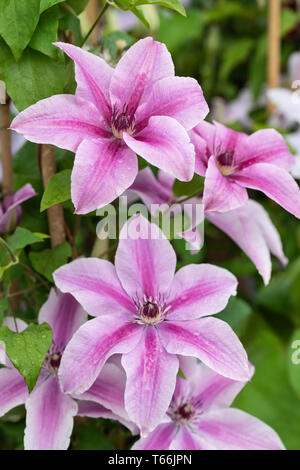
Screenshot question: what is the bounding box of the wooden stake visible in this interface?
[85,0,100,46]
[40,144,66,248]
[0,98,13,197]
[267,0,281,113]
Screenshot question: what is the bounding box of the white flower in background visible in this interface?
[212,88,254,128]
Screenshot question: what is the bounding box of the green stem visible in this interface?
[80,2,109,47]
[0,237,17,264]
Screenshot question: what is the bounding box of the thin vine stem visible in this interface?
[80,2,109,47]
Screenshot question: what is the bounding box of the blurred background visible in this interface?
[1,0,300,450]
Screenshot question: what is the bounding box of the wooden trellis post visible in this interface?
[267,0,281,113]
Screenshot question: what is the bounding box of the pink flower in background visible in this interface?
[0,184,36,233]
[127,168,287,284]
[190,120,300,217]
[11,38,208,214]
[133,357,285,450]
[54,214,250,436]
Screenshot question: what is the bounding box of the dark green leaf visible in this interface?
[0,323,52,392]
[29,241,72,282]
[173,174,204,198]
[67,0,89,14]
[30,6,60,58]
[0,40,65,111]
[40,0,64,13]
[0,0,40,60]
[40,169,72,212]
[134,0,185,16]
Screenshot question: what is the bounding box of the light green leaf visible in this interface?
[40,169,72,212]
[134,0,185,16]
[0,39,65,111]
[0,0,40,60]
[6,227,46,252]
[30,6,60,58]
[29,241,72,282]
[0,323,52,392]
[40,0,64,13]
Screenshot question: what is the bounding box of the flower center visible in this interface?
[45,346,62,374]
[111,104,135,139]
[215,151,234,176]
[174,403,195,423]
[135,295,171,326]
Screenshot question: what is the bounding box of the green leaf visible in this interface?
[158,9,204,53]
[0,39,65,111]
[6,227,46,252]
[288,329,300,400]
[234,315,300,450]
[220,38,253,81]
[173,174,204,198]
[40,169,72,212]
[134,0,185,16]
[0,298,10,325]
[0,0,41,60]
[40,0,64,13]
[216,297,252,337]
[30,6,60,58]
[29,241,72,282]
[102,31,134,60]
[67,0,89,14]
[0,323,52,392]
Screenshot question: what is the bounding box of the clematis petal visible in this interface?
[132,423,177,450]
[213,121,246,157]
[136,76,208,131]
[77,401,138,434]
[206,203,272,285]
[110,37,174,114]
[234,162,300,219]
[59,315,142,394]
[203,156,248,212]
[122,327,179,436]
[0,184,36,233]
[77,356,128,422]
[38,288,87,349]
[11,95,107,152]
[246,200,288,266]
[191,121,216,156]
[115,214,176,299]
[159,317,250,381]
[54,257,135,318]
[123,116,195,182]
[54,42,113,122]
[176,357,254,412]
[169,427,213,450]
[71,138,138,213]
[189,127,210,176]
[0,367,28,417]
[127,167,172,212]
[195,408,285,450]
[168,264,237,320]
[235,128,294,171]
[24,376,77,450]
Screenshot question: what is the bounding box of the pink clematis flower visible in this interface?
[127,168,287,284]
[133,357,285,450]
[0,184,36,233]
[54,214,250,436]
[190,120,300,217]
[11,38,208,214]
[0,290,134,449]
